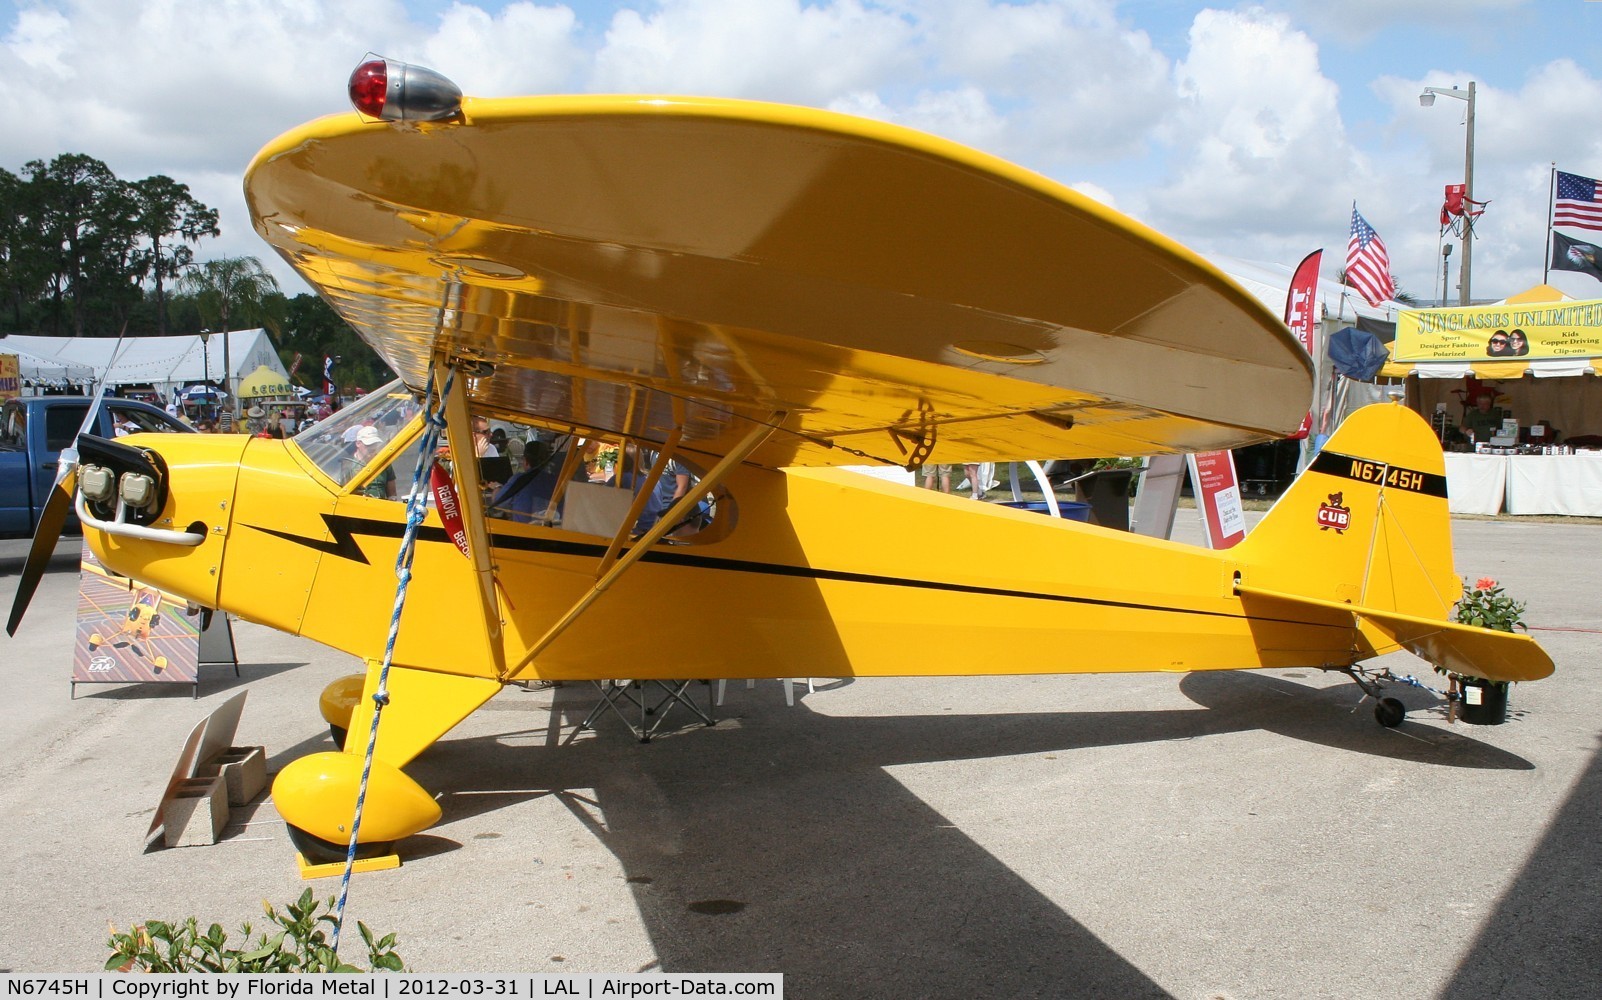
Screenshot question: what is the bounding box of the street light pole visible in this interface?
[199,329,211,420]
[1420,81,1476,306]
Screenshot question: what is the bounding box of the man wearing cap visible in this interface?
[349,424,397,499]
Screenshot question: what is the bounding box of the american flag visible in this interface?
[1345,208,1395,307]
[1553,170,1602,232]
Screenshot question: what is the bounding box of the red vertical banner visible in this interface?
[1186,451,1247,549]
[1284,249,1322,440]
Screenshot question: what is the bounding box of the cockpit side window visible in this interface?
[293,381,422,488]
[479,417,729,542]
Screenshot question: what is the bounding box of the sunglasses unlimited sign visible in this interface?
[1392,299,1602,362]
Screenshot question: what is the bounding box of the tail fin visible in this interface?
[1234,401,1552,683]
[1237,401,1459,618]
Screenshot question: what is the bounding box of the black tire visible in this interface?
[285,823,394,865]
[1375,697,1406,728]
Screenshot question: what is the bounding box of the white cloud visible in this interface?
[1377,59,1602,300]
[425,2,583,95]
[1,0,1595,304]
[591,0,913,102]
[1146,9,1357,241]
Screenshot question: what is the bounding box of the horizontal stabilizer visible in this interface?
[1237,583,1554,684]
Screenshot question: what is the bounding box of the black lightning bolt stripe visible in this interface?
[1307,450,1448,498]
[243,515,1349,630]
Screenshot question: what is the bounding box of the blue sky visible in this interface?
[3,0,1601,304]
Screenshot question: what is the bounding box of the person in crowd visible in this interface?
[963,463,989,500]
[349,425,396,499]
[920,463,952,492]
[473,416,499,457]
[1460,390,1510,443]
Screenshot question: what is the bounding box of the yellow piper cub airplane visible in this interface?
[8,59,1553,863]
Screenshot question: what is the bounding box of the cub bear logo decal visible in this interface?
[1317,491,1351,533]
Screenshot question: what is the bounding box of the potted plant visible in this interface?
[1439,577,1527,725]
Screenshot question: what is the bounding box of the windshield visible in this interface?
[293,381,422,486]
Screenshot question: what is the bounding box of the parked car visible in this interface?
[0,396,193,538]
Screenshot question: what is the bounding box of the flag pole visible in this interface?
[1544,163,1555,284]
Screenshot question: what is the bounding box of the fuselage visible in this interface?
[90,424,1361,689]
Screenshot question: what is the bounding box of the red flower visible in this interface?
[1474,577,1497,591]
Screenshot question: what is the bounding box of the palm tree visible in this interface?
[178,256,279,422]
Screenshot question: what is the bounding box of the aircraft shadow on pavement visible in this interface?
[1178,671,1533,770]
[72,661,308,700]
[413,690,1178,998]
[1441,737,1602,1000]
[396,674,1527,995]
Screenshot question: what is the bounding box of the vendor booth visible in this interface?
[1383,286,1602,516]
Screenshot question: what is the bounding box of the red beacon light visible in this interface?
[348,57,463,122]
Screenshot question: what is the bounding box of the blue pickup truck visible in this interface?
[0,395,192,537]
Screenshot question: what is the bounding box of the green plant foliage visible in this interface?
[106,889,403,973]
[1434,576,1525,686]
[1453,576,1527,634]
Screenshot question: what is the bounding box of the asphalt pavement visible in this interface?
[0,514,1597,998]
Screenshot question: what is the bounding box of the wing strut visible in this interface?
[438,362,507,678]
[596,424,684,580]
[506,411,786,679]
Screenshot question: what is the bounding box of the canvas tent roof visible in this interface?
[0,330,287,390]
[1205,253,1400,327]
[1,342,96,386]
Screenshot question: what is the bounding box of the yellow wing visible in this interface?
[246,94,1312,468]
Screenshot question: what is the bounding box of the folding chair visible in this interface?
[580,679,717,742]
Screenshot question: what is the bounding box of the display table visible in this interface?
[1444,452,1602,516]
[1505,453,1602,516]
[1444,454,1506,515]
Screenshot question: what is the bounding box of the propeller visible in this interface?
[7,332,128,636]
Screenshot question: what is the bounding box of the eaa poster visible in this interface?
[73,543,201,690]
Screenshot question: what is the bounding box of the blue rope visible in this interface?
[330,368,456,955]
[1375,669,1447,697]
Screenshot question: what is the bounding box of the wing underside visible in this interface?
[247,95,1314,468]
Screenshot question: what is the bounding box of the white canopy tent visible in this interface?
[1205,253,1401,329]
[1,342,96,390]
[0,330,288,402]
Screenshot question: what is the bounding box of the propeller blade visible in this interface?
[6,466,78,637]
[8,322,135,636]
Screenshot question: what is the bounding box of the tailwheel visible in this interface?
[285,823,394,865]
[1375,697,1406,728]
